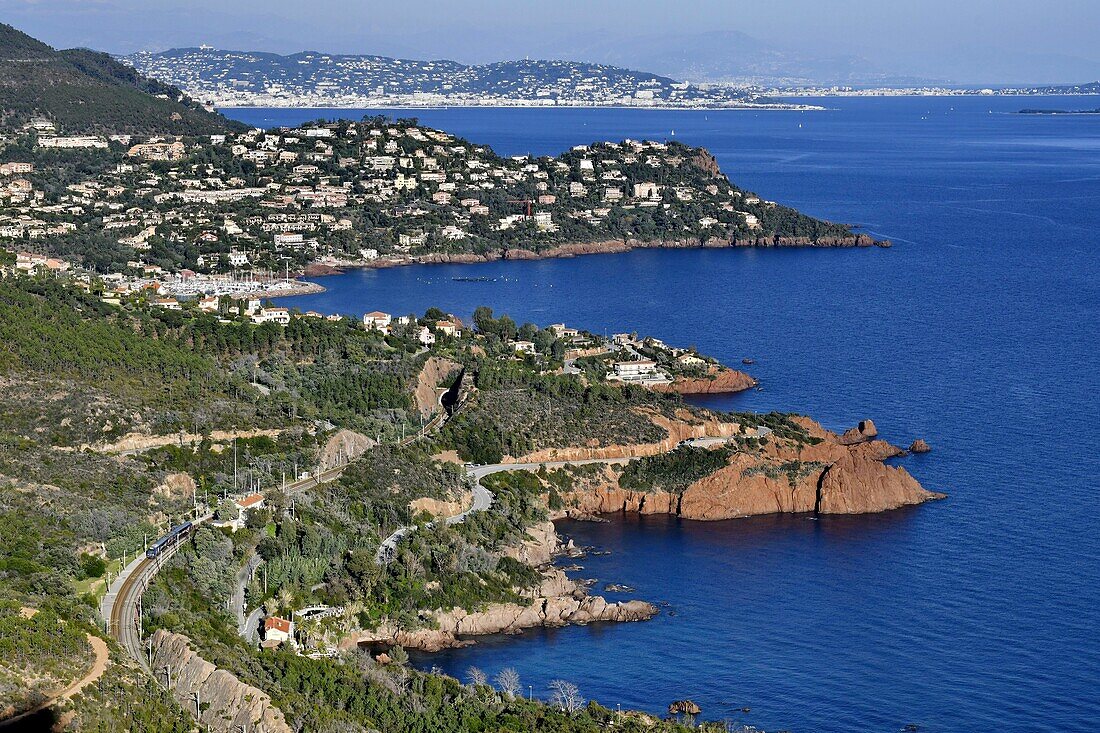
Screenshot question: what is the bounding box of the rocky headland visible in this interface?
[533,414,944,520]
[345,411,941,655]
[296,233,888,281]
[650,366,757,395]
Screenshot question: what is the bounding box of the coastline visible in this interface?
[216,102,827,112]
[283,233,886,299]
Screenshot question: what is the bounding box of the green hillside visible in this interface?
[0,23,242,135]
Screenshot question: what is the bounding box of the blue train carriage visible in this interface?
[146,521,193,559]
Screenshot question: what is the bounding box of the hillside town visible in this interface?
[0,116,847,290]
[123,50,795,109]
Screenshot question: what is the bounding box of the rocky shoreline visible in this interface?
[650,366,757,395]
[339,413,943,655]
[288,233,888,293]
[340,521,655,653]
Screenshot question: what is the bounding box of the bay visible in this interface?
[230,96,1100,732]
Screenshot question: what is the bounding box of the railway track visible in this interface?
[104,399,456,669]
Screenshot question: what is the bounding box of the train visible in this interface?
[146,521,193,559]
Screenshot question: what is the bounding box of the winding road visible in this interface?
[103,389,460,662]
[372,429,772,564]
[100,385,765,672]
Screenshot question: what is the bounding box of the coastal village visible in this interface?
[1,244,718,387]
[0,115,842,300]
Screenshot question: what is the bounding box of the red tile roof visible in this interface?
[265,616,291,634]
[236,493,264,509]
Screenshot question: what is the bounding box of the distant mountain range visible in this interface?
[1016,81,1100,94]
[122,48,775,108]
[518,30,943,87]
[519,30,1100,87]
[0,23,239,135]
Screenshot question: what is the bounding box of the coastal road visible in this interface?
[242,606,264,645]
[233,553,262,639]
[371,429,774,566]
[374,457,634,564]
[682,426,772,448]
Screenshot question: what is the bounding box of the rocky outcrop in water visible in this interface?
[909,439,932,453]
[149,629,291,733]
[669,700,702,715]
[649,367,756,395]
[839,419,878,444]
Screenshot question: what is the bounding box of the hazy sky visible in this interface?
[3,0,1099,83]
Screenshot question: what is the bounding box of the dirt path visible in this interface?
[89,428,283,455]
[0,634,109,728]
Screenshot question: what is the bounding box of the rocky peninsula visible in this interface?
[537,414,943,519]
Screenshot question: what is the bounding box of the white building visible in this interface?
[613,360,658,378]
[363,311,392,331]
[274,233,304,247]
[252,307,290,325]
[38,136,108,149]
[263,616,295,645]
[435,320,462,338]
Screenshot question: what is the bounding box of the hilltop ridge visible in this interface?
[0,23,242,135]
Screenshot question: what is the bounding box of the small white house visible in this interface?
[362,311,392,331]
[252,307,290,325]
[263,616,294,645]
[435,320,462,338]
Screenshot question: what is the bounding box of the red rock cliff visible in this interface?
[559,417,944,519]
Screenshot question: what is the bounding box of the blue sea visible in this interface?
[229,97,1100,732]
